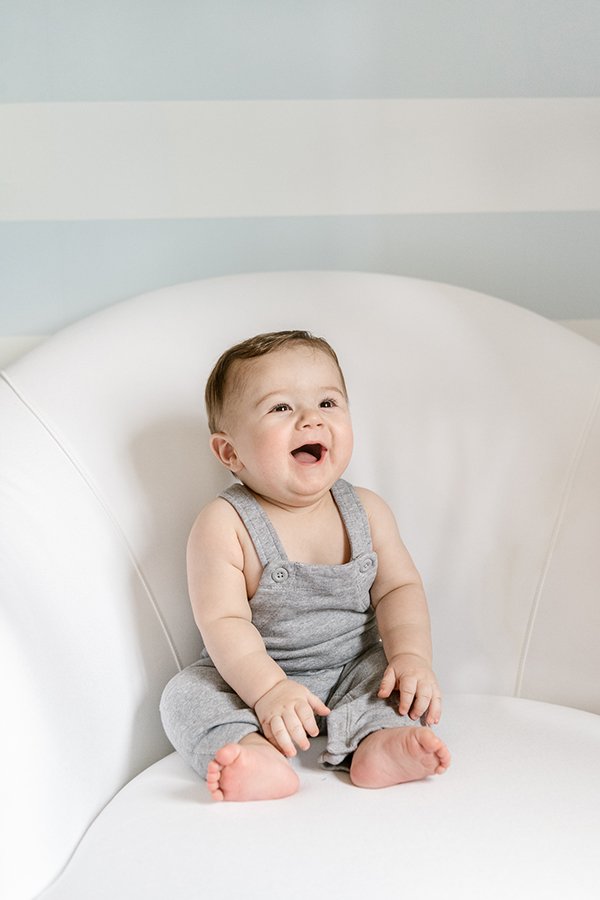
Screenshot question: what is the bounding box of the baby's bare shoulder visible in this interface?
[188,497,245,563]
[193,496,240,526]
[354,485,394,519]
[353,485,404,548]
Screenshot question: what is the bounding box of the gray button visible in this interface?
[359,558,374,573]
[271,566,289,583]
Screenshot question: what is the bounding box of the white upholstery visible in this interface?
[1,271,599,899]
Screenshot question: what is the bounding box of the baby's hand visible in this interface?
[378,654,442,726]
[254,679,330,757]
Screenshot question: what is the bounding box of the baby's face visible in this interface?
[216,345,353,506]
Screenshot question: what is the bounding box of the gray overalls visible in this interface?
[160,479,409,778]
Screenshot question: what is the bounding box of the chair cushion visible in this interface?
[39,695,600,900]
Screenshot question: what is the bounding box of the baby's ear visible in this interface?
[210,433,243,473]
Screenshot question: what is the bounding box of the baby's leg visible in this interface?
[206,669,342,801]
[321,644,451,783]
[160,662,261,779]
[206,733,299,802]
[350,726,451,788]
[161,662,300,801]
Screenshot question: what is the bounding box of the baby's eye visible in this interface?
[319,398,337,409]
[271,403,291,413]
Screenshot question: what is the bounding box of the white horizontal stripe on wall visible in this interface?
[3,99,600,221]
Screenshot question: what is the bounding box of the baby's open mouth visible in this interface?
[291,443,326,464]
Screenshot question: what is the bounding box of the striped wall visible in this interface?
[1,1,600,365]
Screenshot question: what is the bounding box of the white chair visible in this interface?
[2,271,599,900]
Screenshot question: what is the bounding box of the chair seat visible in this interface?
[40,694,600,900]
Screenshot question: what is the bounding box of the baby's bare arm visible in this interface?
[188,501,329,751]
[357,488,442,725]
[188,501,286,708]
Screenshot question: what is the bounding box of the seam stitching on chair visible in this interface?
[515,379,600,697]
[1,373,183,672]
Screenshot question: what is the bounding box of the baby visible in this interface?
[160,330,451,801]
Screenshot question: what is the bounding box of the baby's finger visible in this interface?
[282,710,311,751]
[398,675,417,715]
[408,684,433,720]
[425,693,442,726]
[297,701,321,737]
[308,692,331,717]
[261,720,279,752]
[268,714,297,757]
[377,665,396,699]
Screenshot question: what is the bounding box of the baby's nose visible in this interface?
[299,408,323,426]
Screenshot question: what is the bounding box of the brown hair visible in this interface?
[205,330,347,433]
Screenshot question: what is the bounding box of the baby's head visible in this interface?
[205,330,347,434]
[205,330,353,496]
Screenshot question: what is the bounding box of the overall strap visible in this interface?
[331,479,373,559]
[219,483,288,567]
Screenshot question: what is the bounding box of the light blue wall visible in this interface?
[3,0,600,101]
[1,1,599,336]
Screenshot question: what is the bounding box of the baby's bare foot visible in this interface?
[206,736,300,802]
[350,726,451,788]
